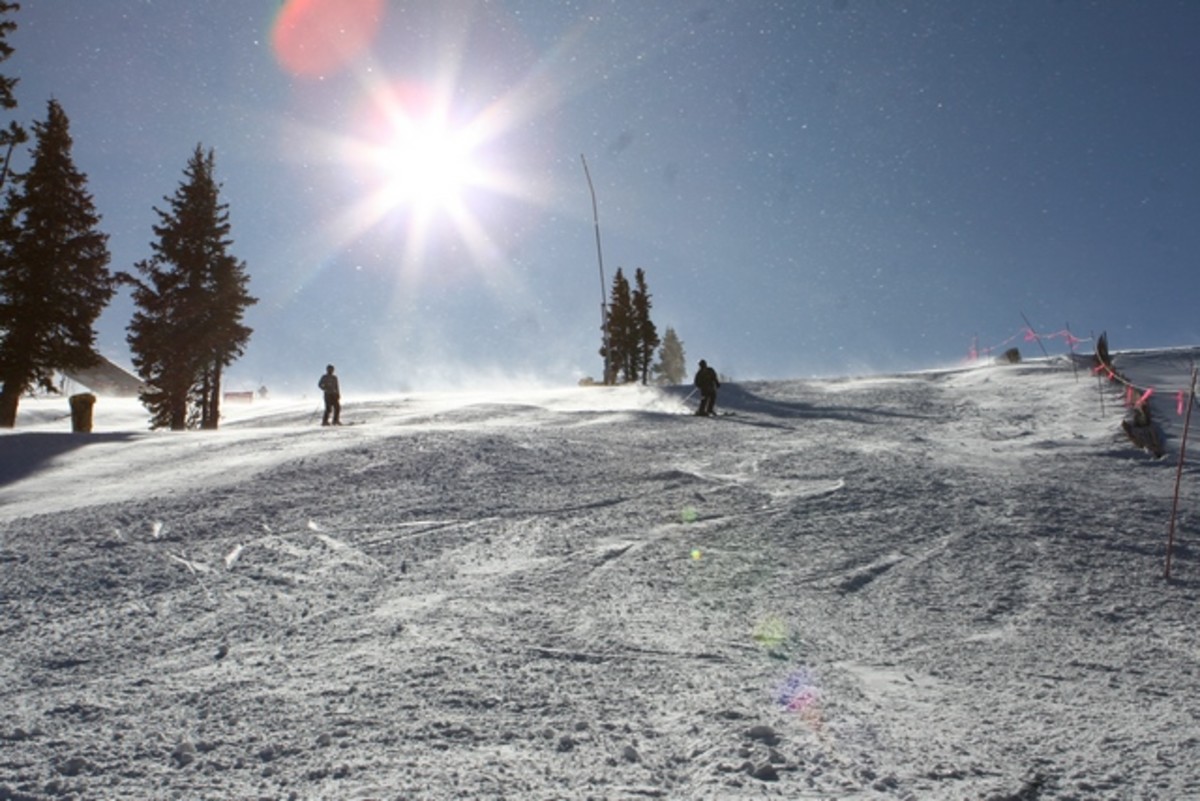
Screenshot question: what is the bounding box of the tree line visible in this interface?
[0,4,255,429]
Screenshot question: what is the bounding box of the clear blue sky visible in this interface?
[8,1,1200,391]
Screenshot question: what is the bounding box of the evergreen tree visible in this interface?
[125,145,256,430]
[0,2,26,191]
[631,268,659,386]
[600,268,636,383]
[653,326,686,385]
[0,99,113,427]
[599,266,664,385]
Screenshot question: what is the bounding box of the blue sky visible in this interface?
[7,1,1200,391]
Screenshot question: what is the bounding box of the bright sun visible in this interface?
[278,2,569,294]
[375,114,480,214]
[327,80,514,270]
[317,74,549,284]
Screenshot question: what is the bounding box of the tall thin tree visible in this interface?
[632,268,659,386]
[601,268,636,383]
[0,99,113,427]
[125,145,255,430]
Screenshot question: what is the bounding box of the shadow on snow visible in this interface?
[0,432,138,487]
[662,382,937,426]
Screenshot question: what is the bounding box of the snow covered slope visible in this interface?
[1,352,1198,799]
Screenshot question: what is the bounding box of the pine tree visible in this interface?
[599,267,664,385]
[0,99,113,427]
[125,145,256,430]
[0,2,25,191]
[632,268,659,386]
[653,326,686,385]
[600,268,635,383]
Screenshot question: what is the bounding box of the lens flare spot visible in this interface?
[753,616,788,650]
[272,0,384,77]
[776,666,823,729]
[690,548,703,561]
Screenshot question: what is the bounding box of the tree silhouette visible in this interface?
[125,145,256,430]
[600,267,664,384]
[0,99,113,427]
[632,268,659,385]
[600,268,636,383]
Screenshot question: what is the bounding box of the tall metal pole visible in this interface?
[581,154,610,384]
[1165,366,1197,580]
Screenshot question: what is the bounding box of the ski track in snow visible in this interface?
[1,355,1199,799]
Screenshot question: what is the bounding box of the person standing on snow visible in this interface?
[318,364,341,426]
[693,359,720,416]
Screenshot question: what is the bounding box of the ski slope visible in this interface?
[2,350,1198,799]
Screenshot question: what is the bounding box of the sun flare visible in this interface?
[374,114,480,213]
[319,76,541,280]
[296,23,563,293]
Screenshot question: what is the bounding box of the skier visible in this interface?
[318,364,341,426]
[693,359,720,416]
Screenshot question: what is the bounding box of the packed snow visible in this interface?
[2,350,1199,800]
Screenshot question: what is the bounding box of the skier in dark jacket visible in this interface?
[693,359,720,416]
[318,364,341,426]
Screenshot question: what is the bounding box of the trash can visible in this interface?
[69,393,97,433]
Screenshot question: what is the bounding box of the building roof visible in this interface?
[61,357,143,397]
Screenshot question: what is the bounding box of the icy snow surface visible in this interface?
[2,351,1199,799]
